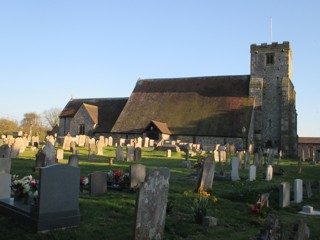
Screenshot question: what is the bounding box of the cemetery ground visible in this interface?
[1,146,320,240]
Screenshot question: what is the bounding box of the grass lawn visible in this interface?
[1,145,320,239]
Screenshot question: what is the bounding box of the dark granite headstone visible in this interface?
[134,147,142,161]
[89,171,107,196]
[134,168,170,240]
[126,146,134,162]
[116,145,124,161]
[34,150,45,172]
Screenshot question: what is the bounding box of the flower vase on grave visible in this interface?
[23,194,30,205]
[13,191,24,202]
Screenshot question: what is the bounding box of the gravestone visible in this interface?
[180,160,191,168]
[31,135,39,148]
[0,172,11,199]
[149,139,154,147]
[167,149,172,158]
[126,146,134,162]
[68,154,79,167]
[230,157,240,181]
[43,142,56,166]
[63,135,72,151]
[56,149,64,161]
[134,168,170,240]
[89,171,107,196]
[130,164,146,189]
[294,179,303,203]
[70,141,76,153]
[195,156,215,192]
[34,149,46,171]
[279,182,290,208]
[134,147,142,161]
[97,141,103,156]
[10,138,22,158]
[116,145,124,161]
[36,164,80,230]
[249,165,256,181]
[213,150,219,163]
[266,165,273,181]
[108,136,113,146]
[0,158,11,174]
[0,145,10,158]
[301,149,305,162]
[237,151,243,169]
[78,135,86,147]
[99,136,105,147]
[267,152,274,166]
[88,143,95,160]
[143,137,149,148]
[119,138,126,147]
[84,136,90,149]
[229,145,235,155]
[136,137,142,148]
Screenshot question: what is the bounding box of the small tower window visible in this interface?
[79,124,85,135]
[266,53,274,65]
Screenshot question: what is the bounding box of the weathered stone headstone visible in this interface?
[237,151,243,169]
[230,157,240,181]
[78,135,86,147]
[89,171,107,196]
[294,179,303,203]
[0,144,10,158]
[34,149,46,171]
[126,146,134,162]
[149,139,154,147]
[116,145,124,161]
[97,141,103,156]
[134,168,170,240]
[43,142,56,166]
[31,135,39,148]
[266,165,273,181]
[119,138,126,147]
[0,172,11,199]
[279,182,290,208]
[136,137,142,148]
[0,158,11,174]
[10,137,22,158]
[99,136,105,147]
[143,137,149,148]
[68,154,79,167]
[130,164,146,189]
[63,135,72,151]
[88,143,95,160]
[195,155,215,192]
[108,136,113,146]
[134,147,142,161]
[56,149,64,161]
[167,149,172,158]
[70,141,76,153]
[180,160,191,168]
[249,165,256,181]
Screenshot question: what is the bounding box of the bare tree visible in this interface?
[42,108,62,128]
[20,112,44,133]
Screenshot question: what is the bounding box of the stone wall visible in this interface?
[70,105,95,137]
[59,117,72,136]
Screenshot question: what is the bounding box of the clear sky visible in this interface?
[0,1,319,136]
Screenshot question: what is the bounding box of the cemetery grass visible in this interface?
[2,147,320,240]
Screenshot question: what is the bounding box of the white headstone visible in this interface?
[279,182,290,208]
[167,149,172,158]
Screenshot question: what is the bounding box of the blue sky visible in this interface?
[0,1,319,136]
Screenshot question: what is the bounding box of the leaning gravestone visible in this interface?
[43,142,56,166]
[116,145,124,161]
[134,168,170,240]
[279,182,290,208]
[195,155,215,192]
[68,154,79,167]
[126,146,134,162]
[230,157,240,181]
[134,147,142,161]
[130,164,146,189]
[78,135,86,147]
[0,144,10,158]
[70,141,76,153]
[89,171,107,196]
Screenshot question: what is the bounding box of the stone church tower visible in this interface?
[249,42,297,157]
